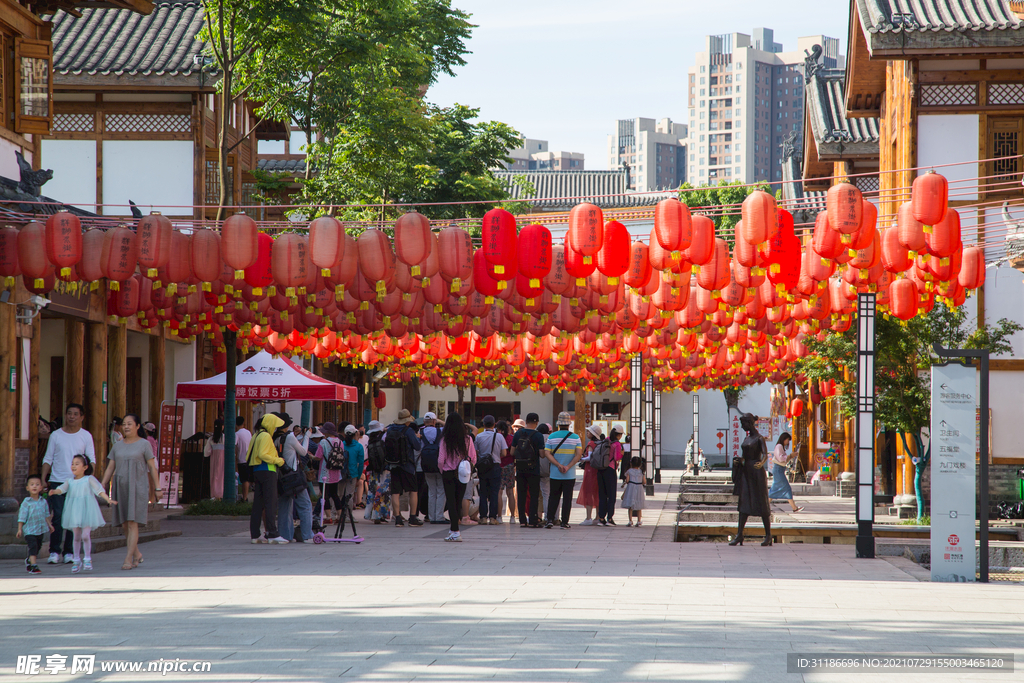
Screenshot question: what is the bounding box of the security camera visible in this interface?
[372,368,389,381]
[29,295,50,309]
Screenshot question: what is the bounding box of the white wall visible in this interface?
[102,140,192,214]
[40,139,96,210]
[983,266,1024,358]
[917,114,979,201]
[990,371,1024,459]
[169,340,196,437]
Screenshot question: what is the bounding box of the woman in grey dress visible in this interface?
[100,414,161,570]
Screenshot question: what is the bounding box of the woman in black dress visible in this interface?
[729,413,772,547]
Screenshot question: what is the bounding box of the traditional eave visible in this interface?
[845,1,886,117]
[493,169,670,210]
[854,0,1024,57]
[807,69,880,161]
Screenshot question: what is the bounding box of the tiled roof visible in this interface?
[806,69,879,158]
[258,158,307,174]
[52,1,207,77]
[780,155,826,223]
[855,0,1024,52]
[493,169,673,210]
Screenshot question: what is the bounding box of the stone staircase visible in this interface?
[0,503,181,560]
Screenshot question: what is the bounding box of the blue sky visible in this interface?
[428,0,850,169]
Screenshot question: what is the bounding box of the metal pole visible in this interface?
[644,377,654,495]
[855,293,876,558]
[629,355,643,482]
[654,390,662,483]
[692,394,699,463]
[933,342,990,583]
[222,330,237,502]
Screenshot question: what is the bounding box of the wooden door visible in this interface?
[49,356,64,424]
[126,357,142,418]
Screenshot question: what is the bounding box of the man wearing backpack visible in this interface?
[420,412,446,524]
[590,426,623,526]
[510,413,546,528]
[384,409,423,527]
[474,415,506,525]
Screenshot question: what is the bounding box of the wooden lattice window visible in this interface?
[988,83,1024,106]
[52,113,94,133]
[105,113,190,133]
[205,157,234,206]
[919,83,978,107]
[854,174,880,195]
[240,181,260,219]
[14,37,51,135]
[987,117,1022,194]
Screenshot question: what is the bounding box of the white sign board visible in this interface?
[930,364,977,582]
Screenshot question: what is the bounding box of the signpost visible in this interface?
[930,363,977,582]
[158,401,184,507]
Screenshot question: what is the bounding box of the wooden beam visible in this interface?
[989,359,1024,371]
[149,333,165,424]
[28,316,40,474]
[0,302,16,497]
[108,323,127,425]
[65,319,84,406]
[85,322,108,476]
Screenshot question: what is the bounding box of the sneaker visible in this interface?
[444,532,462,542]
[251,536,268,544]
[63,554,74,564]
[489,518,499,525]
[71,561,82,574]
[597,519,608,526]
[580,518,594,526]
[560,522,571,530]
[394,515,405,527]
[408,515,424,527]
[83,559,93,571]
[509,516,516,525]
[520,523,529,528]
[545,521,554,529]
[460,517,479,526]
[606,518,617,526]
[626,521,634,527]
[267,536,289,544]
[496,516,504,524]
[27,564,41,574]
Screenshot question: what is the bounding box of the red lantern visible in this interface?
[811,211,843,259]
[925,208,961,258]
[881,227,911,273]
[518,224,552,287]
[685,215,715,265]
[911,170,948,227]
[101,226,138,285]
[790,398,804,417]
[695,238,730,291]
[897,201,926,253]
[563,236,595,283]
[137,212,172,276]
[568,202,603,261]
[482,208,518,277]
[653,197,692,252]
[44,212,82,277]
[79,229,106,283]
[357,228,396,294]
[309,216,343,273]
[624,241,652,289]
[545,244,573,295]
[111,275,141,318]
[889,278,919,320]
[596,220,630,284]
[740,190,776,246]
[437,226,473,290]
[272,233,311,291]
[826,183,862,234]
[222,212,259,276]
[958,247,985,290]
[17,222,50,281]
[190,228,222,284]
[0,226,20,282]
[244,232,274,293]
[394,212,432,272]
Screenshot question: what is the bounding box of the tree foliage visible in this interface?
[677,180,774,240]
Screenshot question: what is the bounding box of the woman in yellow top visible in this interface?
[247,413,287,544]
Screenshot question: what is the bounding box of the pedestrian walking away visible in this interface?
[246,413,289,544]
[384,409,423,527]
[40,403,96,565]
[767,432,803,513]
[474,415,506,524]
[576,425,601,525]
[438,412,477,541]
[511,413,546,528]
[420,412,447,523]
[48,455,117,573]
[497,420,516,524]
[312,423,345,525]
[363,421,392,523]
[621,457,647,527]
[276,416,313,543]
[730,413,773,547]
[100,414,161,570]
[203,418,226,500]
[544,412,582,529]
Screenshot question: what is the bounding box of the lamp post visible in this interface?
[855,293,876,558]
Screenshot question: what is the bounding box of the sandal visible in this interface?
[121,563,134,571]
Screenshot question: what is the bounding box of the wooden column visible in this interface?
[573,389,587,439]
[28,316,40,474]
[108,323,127,423]
[0,303,16,497]
[149,333,165,424]
[552,390,564,420]
[85,322,108,475]
[66,319,85,407]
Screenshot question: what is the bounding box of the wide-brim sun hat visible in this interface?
[321,422,338,437]
[395,409,414,425]
[587,424,603,438]
[367,420,384,434]
[513,419,527,429]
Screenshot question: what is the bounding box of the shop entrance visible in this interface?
[448,401,519,425]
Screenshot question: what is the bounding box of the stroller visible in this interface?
[312,489,363,544]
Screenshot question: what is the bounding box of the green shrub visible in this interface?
[899,515,930,526]
[185,499,252,516]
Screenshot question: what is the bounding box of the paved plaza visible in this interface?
[2,476,1022,682]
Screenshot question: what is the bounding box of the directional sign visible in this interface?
[930,363,976,583]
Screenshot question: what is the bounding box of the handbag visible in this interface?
[476,433,497,477]
[277,464,306,497]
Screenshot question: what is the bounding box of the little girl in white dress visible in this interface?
[49,454,116,573]
[621,456,647,527]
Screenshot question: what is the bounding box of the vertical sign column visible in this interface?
[644,377,654,495]
[856,292,876,558]
[930,363,977,582]
[629,355,642,472]
[158,401,184,506]
[653,390,662,483]
[692,395,699,461]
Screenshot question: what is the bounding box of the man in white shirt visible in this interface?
[474,415,507,525]
[234,416,253,501]
[40,403,96,564]
[419,412,446,524]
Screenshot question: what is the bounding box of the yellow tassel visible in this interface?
[451,277,462,293]
[166,283,177,296]
[434,304,442,313]
[923,225,933,234]
[267,286,276,297]
[583,255,592,265]
[600,295,608,304]
[552,294,561,304]
[494,265,505,275]
[234,269,244,280]
[110,281,120,291]
[576,278,585,286]
[692,264,702,274]
[485,296,493,304]
[359,301,369,311]
[411,265,421,277]
[321,268,330,277]
[202,282,211,292]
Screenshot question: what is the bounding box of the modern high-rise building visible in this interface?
[685,28,841,186]
[502,138,584,171]
[607,117,687,191]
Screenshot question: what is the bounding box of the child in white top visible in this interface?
[49,455,116,573]
[621,457,647,527]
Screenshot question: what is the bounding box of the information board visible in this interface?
[158,402,184,506]
[930,364,977,582]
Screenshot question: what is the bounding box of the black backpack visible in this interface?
[366,436,387,473]
[590,439,613,470]
[384,425,412,468]
[420,430,441,473]
[513,430,539,471]
[322,437,348,479]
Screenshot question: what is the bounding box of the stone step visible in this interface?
[679,492,738,505]
[92,530,182,555]
[90,519,162,539]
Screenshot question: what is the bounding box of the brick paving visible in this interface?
[2,472,1022,682]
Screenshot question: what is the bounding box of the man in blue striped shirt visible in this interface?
[544,412,583,529]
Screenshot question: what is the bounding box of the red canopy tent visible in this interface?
[175,351,358,402]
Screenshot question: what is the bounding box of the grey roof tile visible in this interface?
[52,1,207,77]
[806,69,879,158]
[493,169,673,210]
[855,0,1024,52]
[258,158,307,173]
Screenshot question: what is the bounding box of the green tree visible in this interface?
[677,180,774,241]
[797,302,1021,518]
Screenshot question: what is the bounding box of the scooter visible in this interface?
[312,490,363,544]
